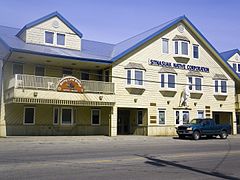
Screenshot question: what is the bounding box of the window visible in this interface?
[162,39,169,54]
[63,68,72,76]
[91,109,100,125]
[126,69,144,86]
[45,31,54,44]
[188,76,202,91]
[35,66,45,76]
[181,42,188,55]
[238,64,240,72]
[137,110,143,125]
[197,110,204,119]
[135,70,143,85]
[174,40,189,56]
[81,71,89,80]
[53,107,59,125]
[24,107,35,125]
[104,70,110,82]
[158,110,165,124]
[57,33,65,46]
[233,63,237,71]
[214,80,227,94]
[175,110,189,125]
[160,73,176,89]
[13,63,23,75]
[61,108,73,125]
[193,45,199,59]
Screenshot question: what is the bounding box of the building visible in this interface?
[221,49,240,133]
[0,12,239,137]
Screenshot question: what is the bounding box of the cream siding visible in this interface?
[23,17,81,50]
[112,23,236,135]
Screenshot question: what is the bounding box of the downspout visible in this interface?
[0,49,13,137]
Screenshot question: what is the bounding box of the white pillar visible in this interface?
[232,111,237,135]
[109,106,117,137]
[0,59,6,137]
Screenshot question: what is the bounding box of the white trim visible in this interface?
[53,107,59,125]
[159,73,176,90]
[193,44,200,59]
[213,79,228,95]
[125,69,145,87]
[137,110,143,125]
[44,31,54,45]
[23,107,35,125]
[188,76,203,92]
[61,107,74,125]
[91,109,101,125]
[158,109,166,125]
[162,38,169,54]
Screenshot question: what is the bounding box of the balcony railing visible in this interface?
[9,74,115,94]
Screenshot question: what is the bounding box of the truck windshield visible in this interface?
[190,119,203,124]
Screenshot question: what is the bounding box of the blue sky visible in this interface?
[0,0,239,52]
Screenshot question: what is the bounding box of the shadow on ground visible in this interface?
[136,155,240,180]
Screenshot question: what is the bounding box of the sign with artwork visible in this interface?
[148,59,209,73]
[57,76,84,93]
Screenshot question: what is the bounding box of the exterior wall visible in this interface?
[5,104,111,135]
[112,22,236,136]
[22,17,81,50]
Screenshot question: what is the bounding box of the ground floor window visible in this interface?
[137,110,143,125]
[158,109,165,124]
[53,107,59,125]
[61,108,73,125]
[24,107,35,125]
[91,109,101,125]
[197,110,204,119]
[175,110,189,125]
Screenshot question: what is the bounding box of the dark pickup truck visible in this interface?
[176,118,231,140]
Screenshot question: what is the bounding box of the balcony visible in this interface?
[8,74,115,94]
[5,74,115,106]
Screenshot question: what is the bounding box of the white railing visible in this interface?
[11,74,114,94]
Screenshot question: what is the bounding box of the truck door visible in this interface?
[201,120,211,134]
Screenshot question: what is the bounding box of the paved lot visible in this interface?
[0,135,240,180]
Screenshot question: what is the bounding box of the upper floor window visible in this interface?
[173,40,190,56]
[13,63,23,75]
[35,66,45,76]
[193,45,199,59]
[81,71,90,80]
[57,33,65,46]
[233,63,240,73]
[188,76,202,91]
[162,39,169,54]
[160,73,176,89]
[63,68,72,77]
[45,31,54,44]
[214,80,227,94]
[126,69,144,86]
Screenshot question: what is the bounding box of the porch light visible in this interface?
[167,100,170,105]
[220,104,223,107]
[33,92,38,97]
[134,98,138,103]
[194,102,197,106]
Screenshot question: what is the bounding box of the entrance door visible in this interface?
[117,110,130,135]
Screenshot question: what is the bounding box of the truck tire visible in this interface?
[220,130,228,139]
[192,131,200,140]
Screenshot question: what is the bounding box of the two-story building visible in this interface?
[0,12,238,136]
[221,49,240,133]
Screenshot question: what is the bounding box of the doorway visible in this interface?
[117,110,130,135]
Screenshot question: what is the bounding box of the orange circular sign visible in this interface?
[57,76,84,93]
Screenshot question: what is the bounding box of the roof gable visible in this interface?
[16,11,83,38]
[220,49,240,61]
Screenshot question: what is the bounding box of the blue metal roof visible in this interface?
[0,12,239,80]
[220,49,240,61]
[16,11,83,38]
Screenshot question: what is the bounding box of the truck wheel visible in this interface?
[192,131,200,140]
[220,130,228,139]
